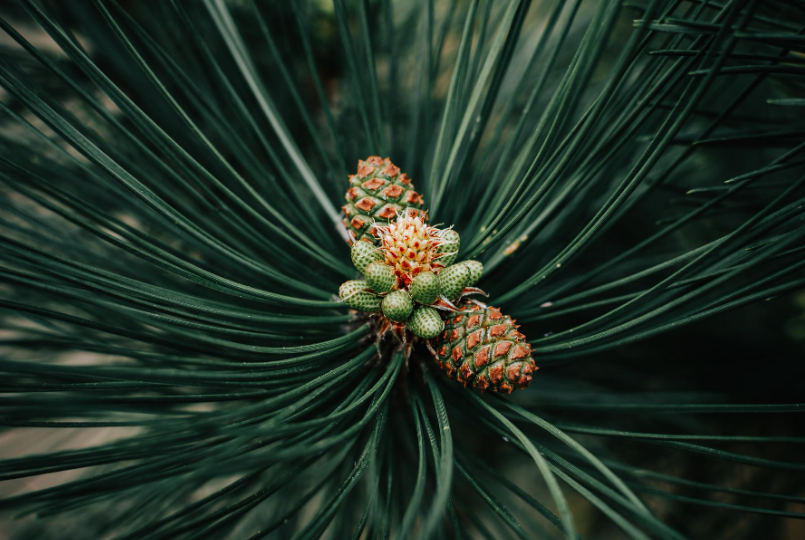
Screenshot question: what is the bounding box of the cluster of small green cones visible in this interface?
[340,237,483,339]
[338,156,537,393]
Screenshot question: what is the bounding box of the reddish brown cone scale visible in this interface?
[488,363,503,384]
[489,324,507,337]
[363,177,386,190]
[406,191,424,205]
[512,345,530,360]
[377,206,398,219]
[383,163,400,177]
[474,347,489,368]
[467,330,481,349]
[494,341,512,358]
[355,198,377,212]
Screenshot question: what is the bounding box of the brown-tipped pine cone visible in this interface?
[342,156,426,245]
[432,301,537,393]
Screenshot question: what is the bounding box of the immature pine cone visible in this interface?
[432,301,537,393]
[342,156,425,245]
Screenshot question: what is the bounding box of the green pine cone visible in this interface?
[410,271,441,305]
[381,290,413,322]
[432,301,537,393]
[365,261,396,294]
[342,156,426,245]
[436,229,460,267]
[460,260,483,286]
[339,280,382,312]
[351,240,383,273]
[406,306,444,339]
[439,264,470,301]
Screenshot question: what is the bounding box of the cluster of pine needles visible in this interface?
[0,0,804,538]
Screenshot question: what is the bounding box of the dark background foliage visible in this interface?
[0,0,804,538]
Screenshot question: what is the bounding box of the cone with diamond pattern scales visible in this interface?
[432,301,537,393]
